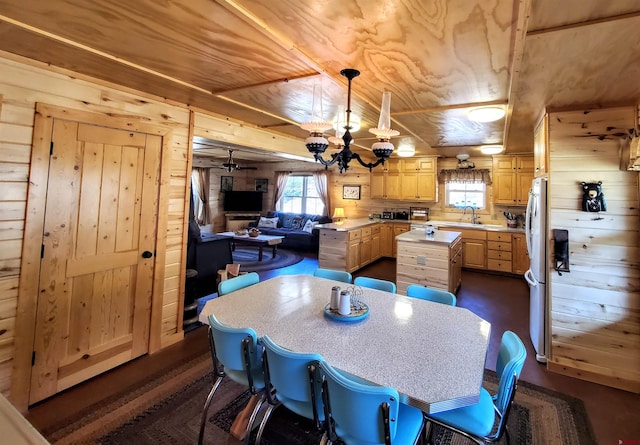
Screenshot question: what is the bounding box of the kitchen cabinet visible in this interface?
[319,223,380,273]
[371,157,437,201]
[487,231,512,273]
[378,222,410,258]
[396,230,462,295]
[512,233,529,275]
[399,157,438,201]
[370,160,401,199]
[533,113,548,177]
[492,155,534,205]
[439,227,487,269]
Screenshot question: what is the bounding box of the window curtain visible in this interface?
[312,171,330,216]
[438,168,492,185]
[274,171,290,210]
[191,168,211,225]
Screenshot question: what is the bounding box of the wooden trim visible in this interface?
[11,103,174,410]
[11,105,53,411]
[547,360,640,394]
[527,11,640,37]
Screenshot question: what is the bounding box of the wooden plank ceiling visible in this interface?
[0,0,639,163]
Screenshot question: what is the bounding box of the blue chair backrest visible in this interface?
[313,268,352,284]
[261,335,325,423]
[208,314,262,389]
[406,284,457,306]
[494,331,527,414]
[319,360,400,444]
[218,271,259,296]
[354,276,396,293]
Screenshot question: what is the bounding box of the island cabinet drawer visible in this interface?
[348,229,362,241]
[487,232,511,242]
[396,251,449,270]
[488,249,512,261]
[487,241,512,252]
[487,259,512,272]
[361,226,372,238]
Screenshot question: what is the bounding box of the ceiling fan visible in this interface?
[218,149,258,172]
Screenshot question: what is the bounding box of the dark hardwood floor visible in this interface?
[27,253,639,444]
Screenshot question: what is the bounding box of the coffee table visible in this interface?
[217,232,285,261]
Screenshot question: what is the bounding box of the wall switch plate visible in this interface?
[417,255,426,265]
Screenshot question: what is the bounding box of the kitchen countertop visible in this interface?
[316,218,524,233]
[396,228,461,245]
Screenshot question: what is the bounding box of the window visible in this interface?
[445,181,486,210]
[279,175,325,215]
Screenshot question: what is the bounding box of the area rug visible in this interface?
[232,246,303,273]
[42,352,597,445]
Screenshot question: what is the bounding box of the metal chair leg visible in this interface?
[242,393,266,445]
[197,375,224,445]
[254,401,279,445]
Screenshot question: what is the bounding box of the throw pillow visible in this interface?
[258,217,278,228]
[281,213,295,229]
[302,219,318,233]
[291,215,307,230]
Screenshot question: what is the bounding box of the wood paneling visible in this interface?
[547,106,640,393]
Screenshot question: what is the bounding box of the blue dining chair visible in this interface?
[218,271,259,296]
[317,359,424,445]
[424,331,527,445]
[255,335,326,444]
[354,276,397,293]
[198,314,266,445]
[406,284,457,306]
[313,267,353,284]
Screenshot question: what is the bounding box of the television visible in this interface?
[223,191,263,212]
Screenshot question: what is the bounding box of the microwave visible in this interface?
[381,211,394,219]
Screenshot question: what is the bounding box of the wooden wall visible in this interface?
[547,106,640,392]
[0,55,191,404]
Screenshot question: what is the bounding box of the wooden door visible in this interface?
[29,120,161,404]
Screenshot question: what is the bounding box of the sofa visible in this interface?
[248,211,332,251]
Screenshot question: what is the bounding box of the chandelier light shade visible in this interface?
[301,84,333,154]
[396,144,415,157]
[328,104,346,147]
[467,106,506,123]
[302,68,399,173]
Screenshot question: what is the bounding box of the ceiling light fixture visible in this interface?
[480,145,504,155]
[301,68,399,173]
[467,106,505,123]
[396,144,415,157]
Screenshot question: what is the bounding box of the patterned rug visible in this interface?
[232,246,303,273]
[42,352,597,445]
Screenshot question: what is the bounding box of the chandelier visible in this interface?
[301,69,399,173]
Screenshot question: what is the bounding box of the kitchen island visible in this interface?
[396,228,463,295]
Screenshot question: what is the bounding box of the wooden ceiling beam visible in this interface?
[527,11,640,37]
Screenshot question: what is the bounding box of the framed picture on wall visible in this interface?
[343,185,361,200]
[255,178,268,192]
[221,176,233,192]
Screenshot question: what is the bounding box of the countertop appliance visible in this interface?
[395,210,409,220]
[381,211,394,219]
[524,177,549,363]
[410,207,430,221]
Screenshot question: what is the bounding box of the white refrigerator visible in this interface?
[524,177,549,363]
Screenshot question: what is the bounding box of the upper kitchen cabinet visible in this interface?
[534,113,549,177]
[399,157,438,201]
[370,159,401,200]
[492,155,534,206]
[372,157,438,202]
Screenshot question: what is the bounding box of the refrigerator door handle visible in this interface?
[524,268,538,286]
[525,188,534,260]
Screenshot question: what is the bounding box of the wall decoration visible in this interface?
[579,181,606,212]
[343,185,361,200]
[255,178,268,192]
[221,175,233,192]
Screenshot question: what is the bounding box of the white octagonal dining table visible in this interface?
[199,274,491,414]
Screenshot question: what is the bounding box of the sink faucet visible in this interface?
[462,206,480,224]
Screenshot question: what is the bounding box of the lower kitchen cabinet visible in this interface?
[379,222,410,258]
[440,228,487,269]
[487,231,512,273]
[319,223,381,273]
[512,233,529,275]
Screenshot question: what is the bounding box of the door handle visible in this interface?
[142,251,153,259]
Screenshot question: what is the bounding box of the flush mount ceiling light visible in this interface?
[480,145,504,155]
[467,106,506,123]
[301,68,399,173]
[396,143,415,157]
